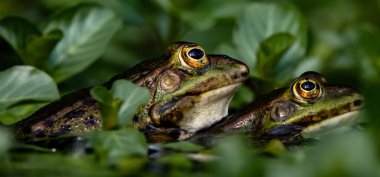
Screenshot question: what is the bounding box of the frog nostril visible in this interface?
[241,70,248,77]
[188,48,204,60]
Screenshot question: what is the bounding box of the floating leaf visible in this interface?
[0,66,59,110]
[44,4,122,82]
[233,2,307,78]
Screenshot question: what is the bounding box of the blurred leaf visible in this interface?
[88,128,148,165]
[267,132,379,177]
[0,153,118,177]
[0,127,11,153]
[90,86,121,129]
[162,141,204,152]
[90,86,114,105]
[115,157,146,175]
[24,30,62,68]
[0,16,40,56]
[344,23,380,81]
[155,0,250,31]
[0,17,62,68]
[212,136,263,177]
[90,80,149,128]
[233,2,307,79]
[110,80,150,126]
[256,33,295,78]
[0,66,59,111]
[44,4,122,82]
[0,102,46,124]
[263,139,286,156]
[158,153,192,170]
[229,85,255,110]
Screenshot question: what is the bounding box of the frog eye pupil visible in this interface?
[301,81,316,91]
[188,48,204,60]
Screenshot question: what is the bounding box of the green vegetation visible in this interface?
[1,0,380,176]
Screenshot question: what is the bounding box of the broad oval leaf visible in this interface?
[233,3,307,78]
[0,66,59,109]
[111,80,150,126]
[44,5,122,82]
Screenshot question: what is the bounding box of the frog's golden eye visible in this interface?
[291,78,323,103]
[180,46,209,69]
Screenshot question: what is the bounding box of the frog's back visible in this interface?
[12,88,102,140]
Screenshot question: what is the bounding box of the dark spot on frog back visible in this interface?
[84,115,98,126]
[44,119,54,127]
[50,125,72,137]
[34,129,46,138]
[65,110,85,119]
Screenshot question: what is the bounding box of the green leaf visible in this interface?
[111,80,150,126]
[90,80,150,129]
[0,66,59,110]
[155,0,250,31]
[0,17,40,56]
[90,86,121,129]
[44,4,122,82]
[90,86,114,106]
[0,128,11,154]
[262,139,286,156]
[233,2,307,78]
[88,128,148,165]
[23,30,63,68]
[344,24,380,81]
[213,136,260,177]
[256,33,295,78]
[0,153,117,177]
[0,103,46,125]
[0,17,63,68]
[158,153,192,170]
[162,141,204,152]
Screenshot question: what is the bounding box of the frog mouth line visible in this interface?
[178,83,242,138]
[301,110,361,136]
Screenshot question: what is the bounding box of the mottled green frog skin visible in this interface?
[12,41,249,141]
[190,72,363,144]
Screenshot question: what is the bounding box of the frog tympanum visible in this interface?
[12,42,249,141]
[190,71,363,145]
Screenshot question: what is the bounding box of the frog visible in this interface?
[189,71,363,145]
[12,41,249,142]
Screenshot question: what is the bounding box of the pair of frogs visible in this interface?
[12,42,363,145]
